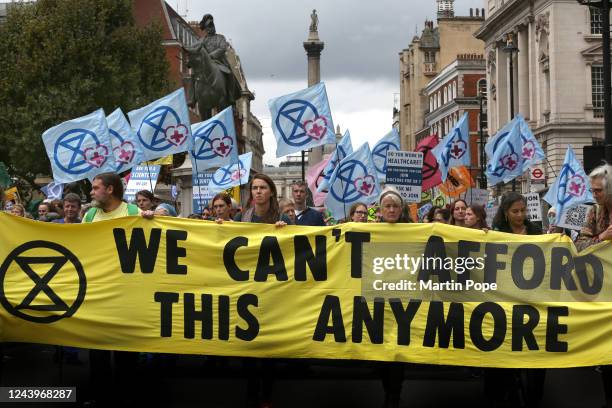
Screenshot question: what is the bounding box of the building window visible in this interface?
[477,78,487,96]
[590,7,603,35]
[430,97,434,112]
[592,65,604,118]
[452,82,457,99]
[443,87,447,104]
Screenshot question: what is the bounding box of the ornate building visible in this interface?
[475,0,605,188]
[399,0,485,150]
[423,54,486,178]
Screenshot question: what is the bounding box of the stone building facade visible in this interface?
[399,0,485,150]
[423,54,486,176]
[475,0,605,188]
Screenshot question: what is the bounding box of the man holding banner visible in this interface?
[82,172,150,406]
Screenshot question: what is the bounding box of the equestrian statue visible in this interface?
[184,14,242,120]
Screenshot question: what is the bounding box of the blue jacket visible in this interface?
[296,207,326,226]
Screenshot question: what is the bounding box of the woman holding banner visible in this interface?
[492,192,542,235]
[233,174,291,225]
[464,205,488,230]
[576,164,612,251]
[377,187,410,408]
[488,192,544,406]
[379,187,412,224]
[349,202,368,223]
[227,173,290,408]
[449,199,467,227]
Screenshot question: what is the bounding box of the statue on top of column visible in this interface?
[309,9,318,32]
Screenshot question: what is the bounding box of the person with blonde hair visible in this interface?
[10,203,25,217]
[278,198,296,224]
[576,163,612,250]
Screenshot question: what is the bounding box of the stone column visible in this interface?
[303,28,325,167]
[518,27,530,119]
[527,16,536,123]
[496,45,508,130]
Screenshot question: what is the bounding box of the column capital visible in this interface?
[303,40,325,57]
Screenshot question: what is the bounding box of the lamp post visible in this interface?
[478,86,488,189]
[577,0,612,163]
[503,32,519,191]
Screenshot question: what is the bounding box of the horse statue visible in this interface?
[185,14,242,121]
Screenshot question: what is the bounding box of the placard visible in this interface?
[385,151,423,203]
[124,165,160,202]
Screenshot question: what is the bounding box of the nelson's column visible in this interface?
[303,9,325,171]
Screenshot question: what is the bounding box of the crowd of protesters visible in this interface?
[1,164,612,408]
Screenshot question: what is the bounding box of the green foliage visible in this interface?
[0,0,170,180]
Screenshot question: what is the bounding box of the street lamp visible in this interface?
[577,0,612,163]
[478,84,488,189]
[503,32,519,191]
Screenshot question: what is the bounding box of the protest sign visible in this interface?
[523,192,543,222]
[557,204,591,231]
[192,172,214,214]
[385,151,423,203]
[124,165,160,202]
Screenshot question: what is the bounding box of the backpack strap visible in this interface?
[127,203,139,216]
[84,207,98,223]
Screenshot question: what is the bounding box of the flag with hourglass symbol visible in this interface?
[431,112,470,182]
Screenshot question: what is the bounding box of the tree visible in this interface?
[0,0,170,181]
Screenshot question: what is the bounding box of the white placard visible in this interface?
[523,192,542,222]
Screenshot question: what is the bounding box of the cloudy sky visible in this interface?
[184,0,484,165]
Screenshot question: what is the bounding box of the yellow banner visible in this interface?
[0,212,610,368]
[143,155,173,166]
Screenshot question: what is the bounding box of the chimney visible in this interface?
[470,8,473,17]
[475,8,479,17]
[437,0,455,19]
[482,8,485,18]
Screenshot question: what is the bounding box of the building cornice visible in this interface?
[533,121,604,135]
[474,0,535,42]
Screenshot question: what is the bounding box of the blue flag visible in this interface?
[107,108,145,174]
[268,82,336,158]
[324,143,381,221]
[544,146,594,224]
[317,130,353,192]
[208,152,252,194]
[42,108,116,183]
[128,88,192,161]
[190,106,239,171]
[485,115,545,185]
[431,112,471,182]
[371,129,401,183]
[41,181,64,200]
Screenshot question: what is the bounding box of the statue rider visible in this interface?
[187,14,241,109]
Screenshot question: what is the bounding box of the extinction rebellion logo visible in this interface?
[0,241,86,323]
